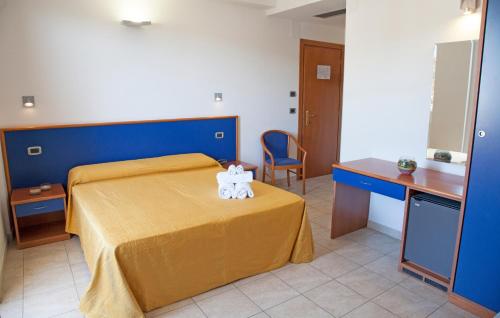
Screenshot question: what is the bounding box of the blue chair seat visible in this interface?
[266,157,302,166]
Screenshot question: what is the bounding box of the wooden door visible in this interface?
[299,39,344,178]
[452,0,500,313]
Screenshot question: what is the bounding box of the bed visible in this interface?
[65,153,314,318]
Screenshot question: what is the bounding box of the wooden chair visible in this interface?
[261,130,307,194]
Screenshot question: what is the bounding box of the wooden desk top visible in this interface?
[11,184,66,205]
[332,158,464,201]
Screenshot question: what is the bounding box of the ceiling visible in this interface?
[226,0,346,25]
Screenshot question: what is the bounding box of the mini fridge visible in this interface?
[403,193,460,279]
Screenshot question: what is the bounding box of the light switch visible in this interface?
[27,146,42,156]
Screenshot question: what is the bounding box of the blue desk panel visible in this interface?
[333,168,406,201]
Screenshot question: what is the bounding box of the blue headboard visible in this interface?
[1,116,238,192]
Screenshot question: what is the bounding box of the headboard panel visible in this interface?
[1,116,238,192]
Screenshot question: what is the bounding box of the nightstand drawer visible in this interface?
[333,168,406,201]
[15,198,65,217]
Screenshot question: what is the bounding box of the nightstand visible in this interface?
[10,184,70,249]
[222,160,258,179]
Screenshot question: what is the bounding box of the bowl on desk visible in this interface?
[397,157,417,175]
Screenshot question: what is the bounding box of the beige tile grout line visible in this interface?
[192,300,209,318]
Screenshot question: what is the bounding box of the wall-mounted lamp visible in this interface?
[214,93,223,102]
[121,20,152,27]
[461,0,478,15]
[22,96,35,108]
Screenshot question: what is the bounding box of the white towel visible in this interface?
[217,171,253,185]
[218,183,235,199]
[232,182,254,200]
[235,165,245,175]
[227,165,238,176]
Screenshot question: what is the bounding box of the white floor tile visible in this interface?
[399,277,448,306]
[0,299,22,318]
[337,267,395,299]
[23,286,79,318]
[428,302,479,318]
[373,286,441,318]
[234,272,272,288]
[273,263,331,293]
[250,313,270,318]
[146,298,194,317]
[304,280,367,317]
[196,289,261,318]
[239,275,299,310]
[265,295,332,318]
[335,243,385,265]
[70,262,91,286]
[311,252,360,278]
[192,283,236,302]
[23,262,74,297]
[343,302,398,318]
[155,304,206,318]
[1,275,23,302]
[52,309,85,317]
[364,255,407,283]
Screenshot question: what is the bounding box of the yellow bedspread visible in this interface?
[66,153,314,318]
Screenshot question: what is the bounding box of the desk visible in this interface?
[331,158,464,287]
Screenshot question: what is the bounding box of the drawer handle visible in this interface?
[360,181,372,186]
[33,206,48,210]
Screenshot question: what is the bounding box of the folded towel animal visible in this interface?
[218,183,235,199]
[232,182,254,200]
[216,171,253,185]
[227,165,238,176]
[217,164,254,200]
[235,165,245,175]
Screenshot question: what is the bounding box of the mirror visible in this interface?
[427,40,479,165]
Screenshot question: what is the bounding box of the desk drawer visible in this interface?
[15,199,65,218]
[333,169,406,201]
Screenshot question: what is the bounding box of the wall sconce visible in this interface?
[214,93,223,102]
[121,20,152,27]
[22,96,35,108]
[461,0,478,15]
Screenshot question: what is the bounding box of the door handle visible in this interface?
[305,110,316,127]
[478,130,486,138]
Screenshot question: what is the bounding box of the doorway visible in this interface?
[299,39,344,178]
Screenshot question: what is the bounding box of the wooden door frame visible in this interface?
[298,38,345,168]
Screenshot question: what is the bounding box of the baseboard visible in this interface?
[367,220,402,240]
[448,292,496,318]
[0,235,7,302]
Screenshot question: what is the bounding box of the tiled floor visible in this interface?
[0,175,477,318]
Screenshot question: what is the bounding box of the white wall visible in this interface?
[342,0,482,234]
[0,0,345,236]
